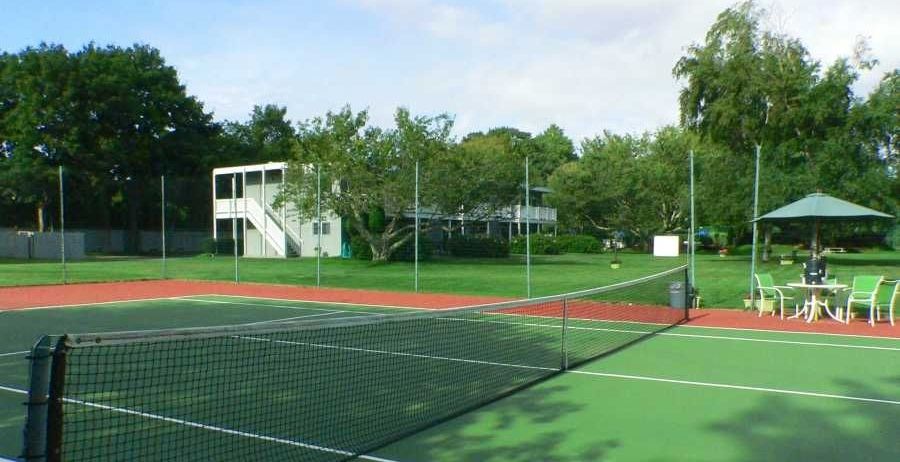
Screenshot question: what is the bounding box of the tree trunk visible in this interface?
[36,203,45,232]
[762,226,771,262]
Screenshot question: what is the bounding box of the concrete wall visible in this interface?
[0,229,86,260]
[0,231,31,258]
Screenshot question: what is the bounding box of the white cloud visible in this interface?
[161,0,899,143]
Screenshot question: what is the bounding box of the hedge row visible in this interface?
[447,235,509,258]
[510,234,602,255]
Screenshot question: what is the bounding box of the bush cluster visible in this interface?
[446,235,509,258]
[510,234,602,255]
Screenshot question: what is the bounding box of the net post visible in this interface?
[45,336,69,462]
[22,336,53,461]
[561,297,569,371]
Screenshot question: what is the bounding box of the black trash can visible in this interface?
[669,282,688,309]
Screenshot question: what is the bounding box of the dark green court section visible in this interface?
[0,296,393,459]
[0,297,898,461]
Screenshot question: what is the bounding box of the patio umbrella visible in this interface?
[755,192,894,254]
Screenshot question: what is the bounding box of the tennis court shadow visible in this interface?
[375,383,619,462]
[708,377,900,461]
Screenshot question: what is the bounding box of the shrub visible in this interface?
[510,234,561,255]
[391,233,434,261]
[556,234,602,253]
[447,235,509,258]
[349,236,373,260]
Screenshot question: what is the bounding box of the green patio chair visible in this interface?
[754,273,796,319]
[842,276,884,325]
[874,280,898,326]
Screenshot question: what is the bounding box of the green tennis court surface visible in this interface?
[1,296,898,461]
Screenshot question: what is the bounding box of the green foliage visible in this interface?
[446,235,509,258]
[391,233,434,262]
[510,234,561,255]
[349,236,373,261]
[556,235,602,254]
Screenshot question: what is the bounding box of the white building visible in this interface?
[212,162,557,258]
[212,162,342,258]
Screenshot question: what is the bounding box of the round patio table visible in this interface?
[786,282,848,323]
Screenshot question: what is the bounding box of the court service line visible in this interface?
[193,294,432,311]
[176,297,390,316]
[4,296,193,312]
[566,370,900,406]
[241,311,351,325]
[0,350,29,357]
[235,336,900,406]
[446,317,900,353]
[0,384,400,462]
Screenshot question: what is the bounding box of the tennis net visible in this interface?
[23,265,688,462]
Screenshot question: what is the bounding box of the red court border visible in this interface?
[0,280,897,338]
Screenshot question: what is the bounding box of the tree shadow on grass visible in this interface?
[708,375,900,461]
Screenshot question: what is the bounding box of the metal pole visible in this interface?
[316,164,321,287]
[561,297,569,370]
[525,155,531,299]
[59,166,66,284]
[414,159,419,292]
[232,174,239,283]
[689,150,696,293]
[749,144,761,308]
[161,175,166,279]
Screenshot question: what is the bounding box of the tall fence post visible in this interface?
[689,150,696,297]
[414,159,419,292]
[525,155,531,299]
[161,175,167,279]
[58,166,66,284]
[316,164,321,287]
[232,174,239,283]
[749,143,761,309]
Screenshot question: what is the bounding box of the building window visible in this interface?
[313,222,331,235]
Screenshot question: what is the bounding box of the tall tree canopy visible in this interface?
[0,43,218,246]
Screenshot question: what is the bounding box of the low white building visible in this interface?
[212,162,558,258]
[212,162,342,258]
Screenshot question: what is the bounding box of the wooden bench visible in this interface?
[823,247,847,254]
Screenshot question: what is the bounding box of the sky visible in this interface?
[4,0,898,143]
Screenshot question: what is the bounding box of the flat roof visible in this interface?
[212,162,287,175]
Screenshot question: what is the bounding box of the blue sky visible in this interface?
[4,0,898,142]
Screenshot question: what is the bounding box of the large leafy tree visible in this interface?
[0,43,217,242]
[672,0,896,245]
[548,128,693,247]
[285,107,523,261]
[0,44,78,231]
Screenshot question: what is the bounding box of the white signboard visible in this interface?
[653,235,680,257]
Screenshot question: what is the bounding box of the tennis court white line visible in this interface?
[202,294,431,311]
[241,311,348,325]
[5,296,190,311]
[446,317,900,352]
[177,297,390,316]
[235,336,900,406]
[566,370,900,406]
[0,350,29,357]
[0,384,400,462]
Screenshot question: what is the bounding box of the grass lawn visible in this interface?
[0,250,897,308]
